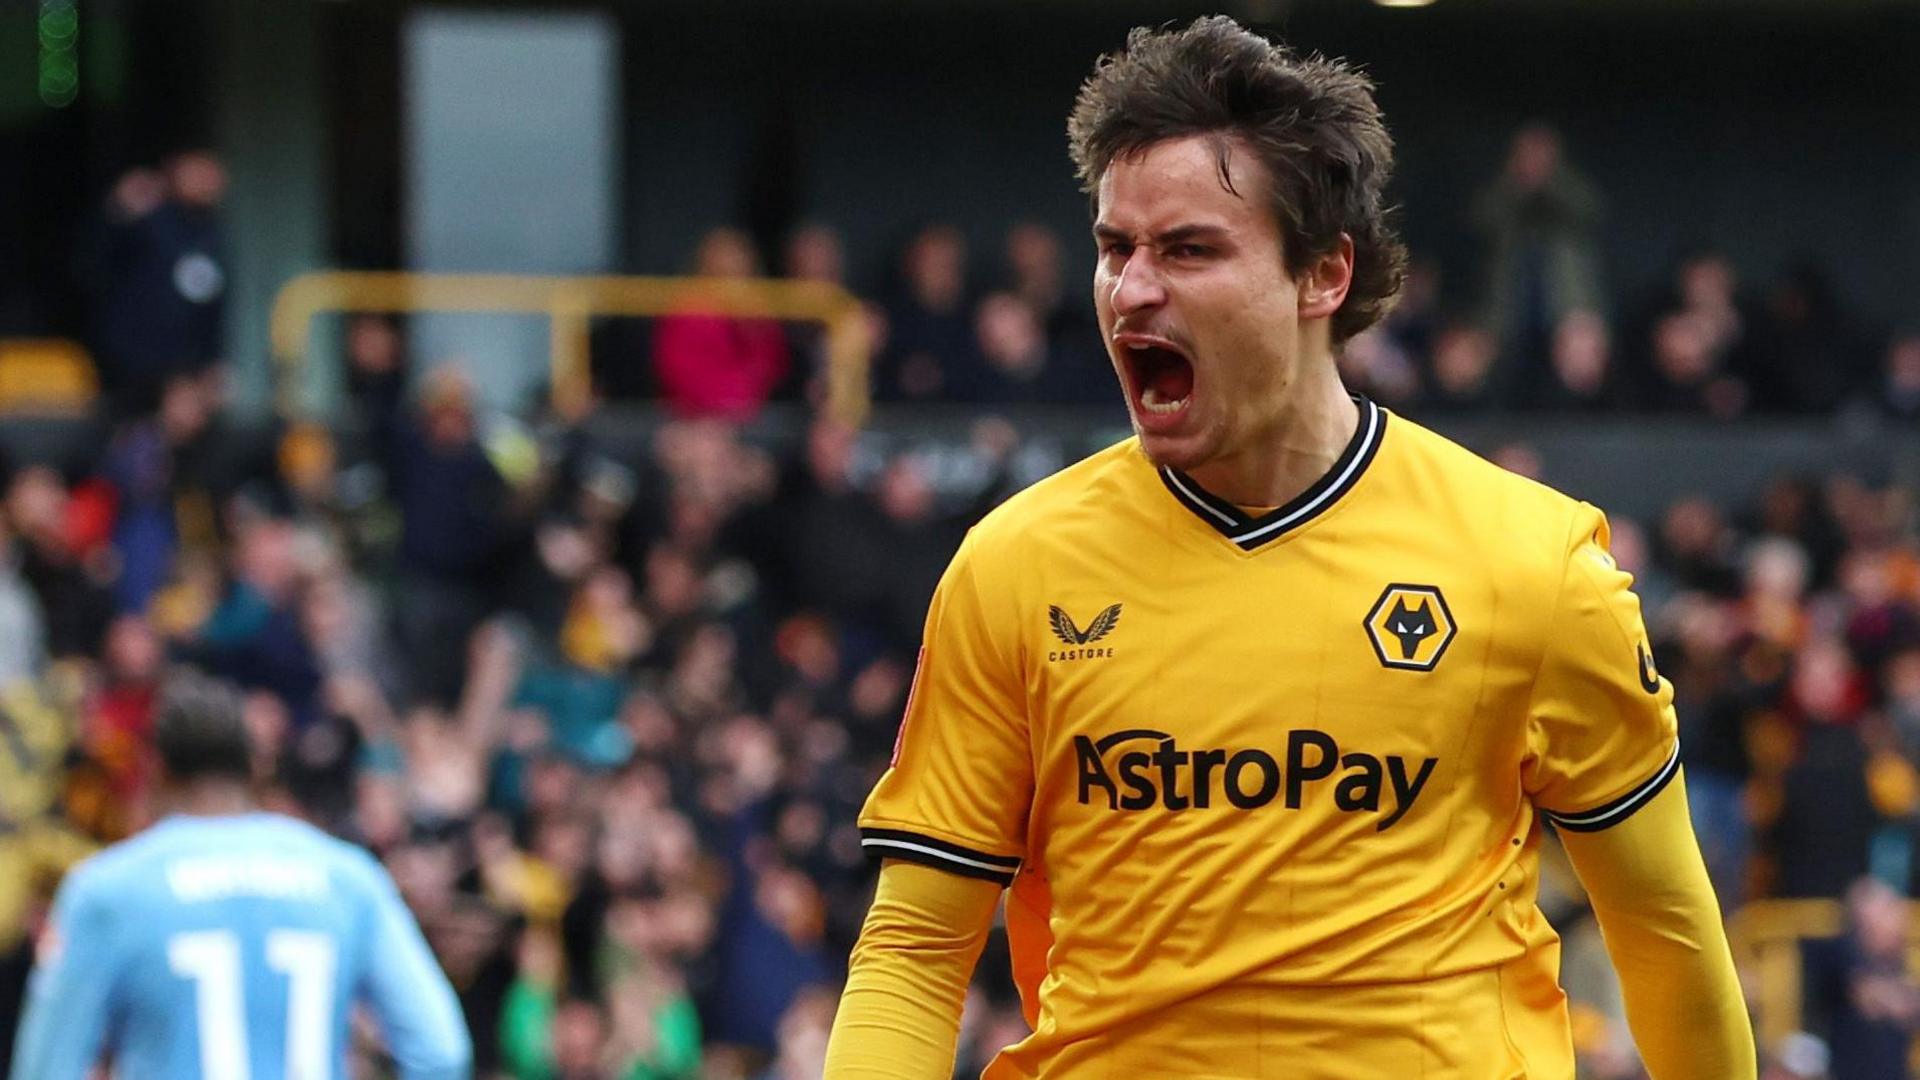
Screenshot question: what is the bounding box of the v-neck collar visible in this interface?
[1156,395,1386,552]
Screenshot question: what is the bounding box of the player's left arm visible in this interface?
[8,869,119,1080]
[1558,771,1754,1079]
[351,851,474,1080]
[1524,505,1754,1080]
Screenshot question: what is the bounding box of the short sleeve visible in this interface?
[1523,506,1681,832]
[859,531,1032,886]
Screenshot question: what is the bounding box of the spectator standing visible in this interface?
[1803,877,1920,1080]
[392,368,511,707]
[1472,124,1605,379]
[1001,223,1108,403]
[79,151,229,418]
[652,228,792,421]
[875,225,978,403]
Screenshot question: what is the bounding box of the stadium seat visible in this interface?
[0,339,98,416]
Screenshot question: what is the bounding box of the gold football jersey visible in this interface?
[859,397,1679,1079]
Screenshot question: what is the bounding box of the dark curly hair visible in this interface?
[1068,16,1407,344]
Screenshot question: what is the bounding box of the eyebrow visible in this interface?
[1092,223,1230,246]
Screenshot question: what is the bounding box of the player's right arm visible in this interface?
[9,867,119,1080]
[825,531,1035,1078]
[351,851,474,1080]
[824,860,1003,1076]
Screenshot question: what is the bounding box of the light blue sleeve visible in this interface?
[351,852,474,1080]
[9,870,119,1080]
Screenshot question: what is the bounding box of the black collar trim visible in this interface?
[1158,396,1386,551]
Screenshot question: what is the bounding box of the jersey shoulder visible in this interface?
[961,437,1149,573]
[1382,412,1600,561]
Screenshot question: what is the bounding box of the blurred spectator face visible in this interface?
[242,691,290,779]
[165,151,227,209]
[643,545,704,621]
[619,692,678,755]
[419,368,475,448]
[550,998,610,1077]
[1884,649,1920,712]
[537,520,598,583]
[1488,442,1544,482]
[1606,517,1650,578]
[534,814,594,881]
[771,986,839,1080]
[877,456,934,524]
[1653,313,1714,383]
[527,755,583,818]
[976,292,1046,374]
[1551,310,1610,396]
[355,774,408,849]
[775,614,841,686]
[1505,125,1561,190]
[695,226,759,278]
[1006,222,1063,299]
[432,898,506,986]
[755,864,826,945]
[1886,335,1920,393]
[236,518,301,601]
[776,799,827,860]
[1791,637,1859,724]
[1662,497,1725,559]
[1743,537,1810,604]
[717,713,782,798]
[1674,595,1740,659]
[1396,259,1441,318]
[1680,254,1736,310]
[1846,876,1907,959]
[388,839,460,916]
[657,889,715,956]
[595,829,650,891]
[786,224,845,283]
[6,465,68,549]
[648,810,699,882]
[346,315,402,376]
[1838,550,1892,608]
[159,373,218,443]
[1337,328,1419,407]
[1758,476,1815,538]
[905,225,967,311]
[1432,326,1496,395]
[104,614,162,682]
[806,419,857,490]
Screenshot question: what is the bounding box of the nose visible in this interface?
[1109,251,1166,319]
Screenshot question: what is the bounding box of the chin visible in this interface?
[1134,425,1218,473]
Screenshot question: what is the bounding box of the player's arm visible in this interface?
[823,860,1002,1077]
[1524,506,1755,1079]
[825,531,1034,1078]
[353,852,475,1080]
[9,870,118,1080]
[1558,771,1753,1079]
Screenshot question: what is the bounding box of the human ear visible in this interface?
[1298,233,1355,322]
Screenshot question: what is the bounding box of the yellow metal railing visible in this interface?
[268,272,871,424]
[1727,898,1920,1058]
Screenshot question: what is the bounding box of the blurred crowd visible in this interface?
[0,126,1918,1080]
[605,125,1916,429]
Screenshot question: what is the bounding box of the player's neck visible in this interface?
[1183,362,1358,510]
[169,779,256,818]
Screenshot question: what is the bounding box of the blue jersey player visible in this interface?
[9,670,472,1079]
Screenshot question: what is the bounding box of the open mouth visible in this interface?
[1121,339,1195,417]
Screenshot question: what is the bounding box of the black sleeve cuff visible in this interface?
[1540,741,1681,833]
[859,827,1021,886]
